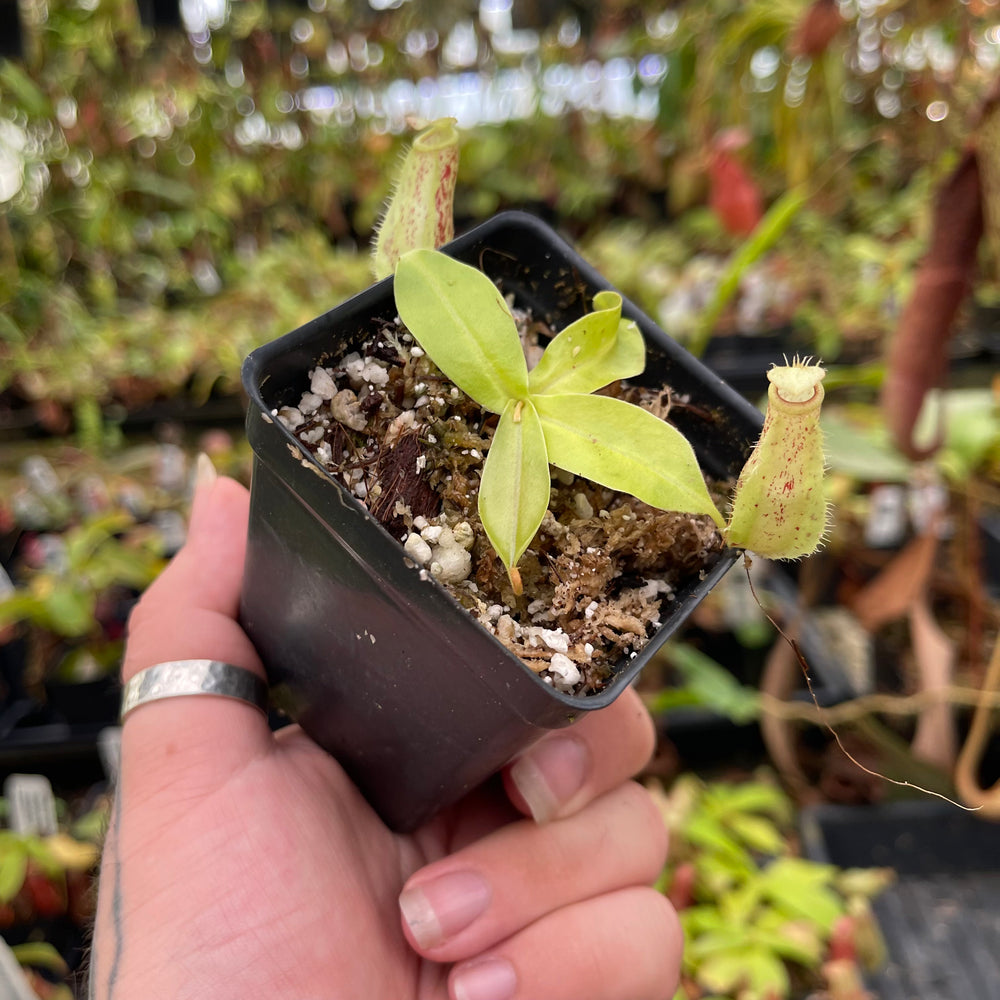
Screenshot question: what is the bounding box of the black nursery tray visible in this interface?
[801,800,1000,1000]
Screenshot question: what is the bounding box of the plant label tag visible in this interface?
[98,726,122,785]
[151,509,188,556]
[21,455,62,498]
[908,478,950,537]
[3,774,58,837]
[0,940,39,1000]
[864,484,907,549]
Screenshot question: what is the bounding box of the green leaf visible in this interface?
[0,62,50,117]
[710,782,793,823]
[43,587,97,638]
[0,842,28,903]
[759,859,843,932]
[528,291,644,395]
[690,186,807,356]
[750,920,824,966]
[687,927,752,960]
[0,592,48,630]
[478,400,551,572]
[125,169,198,207]
[659,643,762,723]
[394,250,528,414]
[685,813,754,870]
[696,949,751,993]
[11,941,69,975]
[728,814,786,856]
[719,878,764,925]
[535,393,726,527]
[679,905,730,936]
[820,410,911,482]
[742,946,791,998]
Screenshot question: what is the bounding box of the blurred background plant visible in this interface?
[2,0,1000,996]
[2,0,999,424]
[650,774,893,1000]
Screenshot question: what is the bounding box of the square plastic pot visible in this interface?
[801,800,1000,1000]
[240,211,763,832]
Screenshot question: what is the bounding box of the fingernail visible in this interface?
[510,735,588,824]
[399,870,492,950]
[452,957,517,1000]
[194,452,218,493]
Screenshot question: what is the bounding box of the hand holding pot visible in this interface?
[89,469,681,1000]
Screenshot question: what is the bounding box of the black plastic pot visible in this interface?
[801,800,1000,1000]
[240,211,763,832]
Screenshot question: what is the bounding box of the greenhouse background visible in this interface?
[1,0,999,997]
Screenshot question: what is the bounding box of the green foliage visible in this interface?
[648,643,763,724]
[394,249,725,582]
[1,0,994,418]
[0,510,166,640]
[10,941,69,976]
[0,835,29,903]
[690,187,807,356]
[0,825,98,904]
[656,775,892,1000]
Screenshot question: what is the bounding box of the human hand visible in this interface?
[89,467,681,1000]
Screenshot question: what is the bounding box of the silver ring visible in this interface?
[120,660,269,723]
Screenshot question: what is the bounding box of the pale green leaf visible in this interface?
[696,950,752,993]
[11,941,69,975]
[708,782,793,823]
[742,946,791,997]
[728,814,786,856]
[691,186,807,356]
[679,905,730,936]
[0,842,27,903]
[685,813,755,871]
[658,643,762,723]
[478,400,551,571]
[760,859,843,932]
[394,250,527,413]
[750,921,824,966]
[43,587,97,638]
[687,928,752,960]
[534,394,726,528]
[528,291,644,395]
[0,592,47,630]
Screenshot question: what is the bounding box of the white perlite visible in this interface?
[310,367,338,399]
[430,544,472,584]
[343,354,389,389]
[299,392,323,416]
[540,628,569,653]
[405,523,473,584]
[427,525,473,584]
[330,389,367,431]
[277,406,304,430]
[547,653,581,691]
[403,532,433,566]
